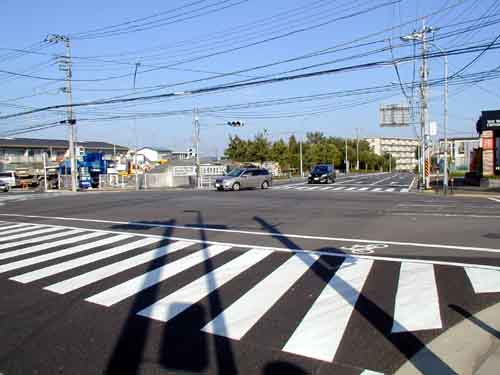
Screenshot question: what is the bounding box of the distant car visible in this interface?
[0,180,9,193]
[215,168,272,191]
[0,171,16,187]
[308,164,335,184]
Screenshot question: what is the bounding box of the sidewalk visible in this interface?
[394,302,500,375]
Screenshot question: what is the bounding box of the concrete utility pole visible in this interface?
[47,34,77,192]
[345,138,349,174]
[401,21,434,190]
[42,152,48,191]
[299,139,303,177]
[355,128,360,170]
[133,62,140,191]
[194,108,201,188]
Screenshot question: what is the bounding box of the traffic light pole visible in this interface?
[194,108,201,188]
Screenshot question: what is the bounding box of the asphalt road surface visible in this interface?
[0,172,499,375]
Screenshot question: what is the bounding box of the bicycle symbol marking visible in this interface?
[341,243,389,254]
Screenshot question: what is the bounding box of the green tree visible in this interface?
[270,139,288,169]
[224,135,249,161]
[247,133,270,163]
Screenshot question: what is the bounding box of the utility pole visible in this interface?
[355,128,360,170]
[299,138,303,177]
[42,152,48,191]
[401,21,434,190]
[345,138,349,174]
[389,153,392,173]
[194,108,201,188]
[133,62,140,191]
[47,34,77,192]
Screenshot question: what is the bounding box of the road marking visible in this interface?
[370,175,395,185]
[400,188,409,193]
[390,212,500,219]
[408,176,417,191]
[358,187,369,191]
[385,188,395,192]
[86,244,231,307]
[0,231,101,260]
[488,197,500,203]
[371,187,382,192]
[202,253,317,340]
[332,187,345,191]
[2,215,500,256]
[360,370,385,375]
[464,267,500,293]
[137,249,272,322]
[283,258,373,362]
[345,187,357,191]
[320,186,333,190]
[11,237,160,283]
[0,234,131,274]
[0,229,85,251]
[0,227,63,242]
[45,241,195,294]
[391,263,442,332]
[0,223,34,232]
[0,225,40,236]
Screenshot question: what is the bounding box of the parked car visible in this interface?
[215,168,272,191]
[0,171,16,187]
[0,180,9,192]
[308,164,336,184]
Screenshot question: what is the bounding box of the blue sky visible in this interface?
[1,0,499,156]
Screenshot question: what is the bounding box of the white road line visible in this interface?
[137,249,272,323]
[45,241,195,294]
[320,186,333,190]
[464,267,500,293]
[370,175,395,185]
[408,177,416,191]
[360,370,385,375]
[390,212,500,219]
[0,234,131,274]
[0,223,34,232]
[400,188,409,193]
[86,244,231,307]
[283,258,373,362]
[332,187,345,191]
[0,231,101,260]
[2,215,500,256]
[308,186,320,190]
[391,263,442,332]
[371,188,382,192]
[0,225,40,236]
[11,237,160,283]
[0,227,63,242]
[202,253,317,340]
[488,197,500,203]
[385,188,395,192]
[0,229,86,251]
[345,187,357,191]
[358,187,369,191]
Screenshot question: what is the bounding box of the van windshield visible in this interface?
[227,168,244,177]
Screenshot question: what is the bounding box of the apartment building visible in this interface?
[366,137,419,171]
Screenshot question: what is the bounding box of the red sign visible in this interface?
[482,137,494,150]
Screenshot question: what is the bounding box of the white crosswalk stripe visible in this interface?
[45,240,195,294]
[0,225,40,236]
[0,229,86,251]
[203,253,318,339]
[137,249,273,323]
[0,230,101,260]
[283,258,373,362]
[86,244,231,307]
[11,237,161,283]
[0,227,63,242]
[274,185,410,193]
[0,234,131,274]
[391,263,442,332]
[0,223,35,232]
[0,220,498,370]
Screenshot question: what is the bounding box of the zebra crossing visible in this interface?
[272,184,410,193]
[0,220,499,371]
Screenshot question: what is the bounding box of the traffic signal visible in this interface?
[227,121,244,127]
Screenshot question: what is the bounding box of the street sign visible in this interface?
[379,104,410,127]
[173,166,196,177]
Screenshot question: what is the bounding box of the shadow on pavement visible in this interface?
[253,216,456,375]
[449,304,500,339]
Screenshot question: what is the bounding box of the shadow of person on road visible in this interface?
[253,216,456,375]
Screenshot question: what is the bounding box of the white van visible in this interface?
[0,171,16,187]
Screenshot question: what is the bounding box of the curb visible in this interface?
[394,301,500,375]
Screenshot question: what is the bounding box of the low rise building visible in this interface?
[437,137,480,171]
[366,137,419,171]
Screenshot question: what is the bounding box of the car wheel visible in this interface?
[232,182,240,191]
[261,181,269,189]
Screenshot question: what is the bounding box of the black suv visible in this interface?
[308,164,335,184]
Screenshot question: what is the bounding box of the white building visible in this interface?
[366,137,419,171]
[135,147,172,163]
[171,147,197,160]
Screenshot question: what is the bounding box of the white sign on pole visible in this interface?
[173,166,196,177]
[429,121,437,136]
